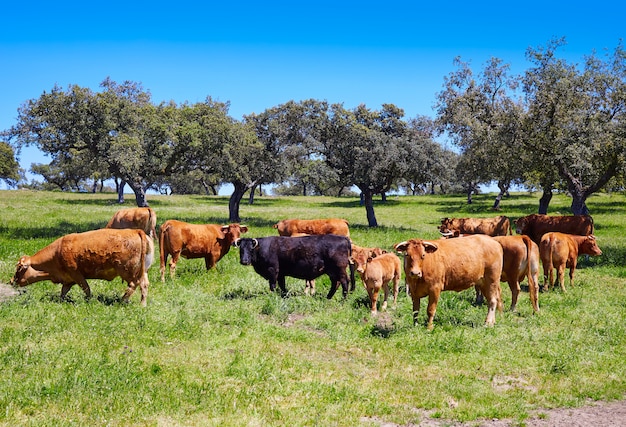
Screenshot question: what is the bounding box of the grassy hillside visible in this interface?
[0,190,625,426]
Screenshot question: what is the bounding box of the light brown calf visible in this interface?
[539,232,602,291]
[351,249,401,315]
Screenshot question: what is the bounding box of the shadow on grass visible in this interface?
[5,221,111,240]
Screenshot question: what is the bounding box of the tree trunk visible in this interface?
[362,189,378,227]
[248,184,256,205]
[381,192,387,202]
[538,182,553,215]
[229,183,247,223]
[91,179,97,194]
[492,180,510,210]
[117,180,125,204]
[570,188,591,215]
[127,180,149,207]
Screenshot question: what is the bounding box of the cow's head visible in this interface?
[438,218,453,234]
[394,239,438,279]
[351,248,371,274]
[222,224,249,242]
[273,220,290,236]
[10,256,32,287]
[514,215,533,235]
[233,238,259,265]
[581,235,603,257]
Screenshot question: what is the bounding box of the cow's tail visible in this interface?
[148,208,157,239]
[522,235,539,313]
[159,222,170,273]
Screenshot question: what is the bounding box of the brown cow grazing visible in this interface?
[273,218,350,238]
[493,235,540,313]
[159,221,248,281]
[394,235,503,329]
[439,215,511,237]
[106,207,157,239]
[515,214,594,245]
[10,228,154,306]
[539,232,602,292]
[352,249,401,315]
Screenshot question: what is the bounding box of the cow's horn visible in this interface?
[233,238,241,248]
[252,238,259,249]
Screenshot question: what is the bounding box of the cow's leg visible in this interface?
[379,281,388,312]
[483,285,499,327]
[474,285,484,305]
[277,275,288,297]
[77,279,92,299]
[122,281,137,303]
[507,279,520,312]
[568,260,577,288]
[391,274,399,309]
[349,263,356,292]
[367,285,378,315]
[60,283,74,300]
[204,255,216,270]
[304,280,316,296]
[160,251,169,282]
[411,294,421,325]
[557,264,567,292]
[168,251,182,279]
[425,291,441,330]
[138,272,149,306]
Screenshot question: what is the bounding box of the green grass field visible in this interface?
[0,190,625,426]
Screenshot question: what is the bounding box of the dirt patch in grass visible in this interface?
[0,283,19,302]
[364,399,626,426]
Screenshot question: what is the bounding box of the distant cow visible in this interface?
[235,235,353,299]
[439,215,511,237]
[351,248,401,315]
[159,220,248,281]
[273,218,350,238]
[10,228,154,306]
[539,232,602,292]
[515,214,594,245]
[106,207,157,239]
[394,235,503,329]
[493,235,540,313]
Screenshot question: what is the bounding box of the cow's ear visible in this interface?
[394,241,409,252]
[240,226,249,233]
[367,257,374,263]
[423,241,439,253]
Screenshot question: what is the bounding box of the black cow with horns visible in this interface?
[234,235,354,298]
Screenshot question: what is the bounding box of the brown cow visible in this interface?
[394,235,503,329]
[273,218,350,238]
[159,220,248,281]
[10,228,154,306]
[351,250,401,315]
[106,207,157,239]
[493,235,540,313]
[439,215,512,237]
[515,214,594,245]
[539,232,602,292]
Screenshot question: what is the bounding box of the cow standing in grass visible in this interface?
[11,228,154,306]
[351,247,401,315]
[235,235,353,299]
[394,235,503,329]
[159,221,248,281]
[539,232,602,291]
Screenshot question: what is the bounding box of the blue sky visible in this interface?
[1,1,624,184]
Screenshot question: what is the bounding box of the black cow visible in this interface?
[234,235,354,298]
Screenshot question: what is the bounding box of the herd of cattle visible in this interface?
[9,208,602,328]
